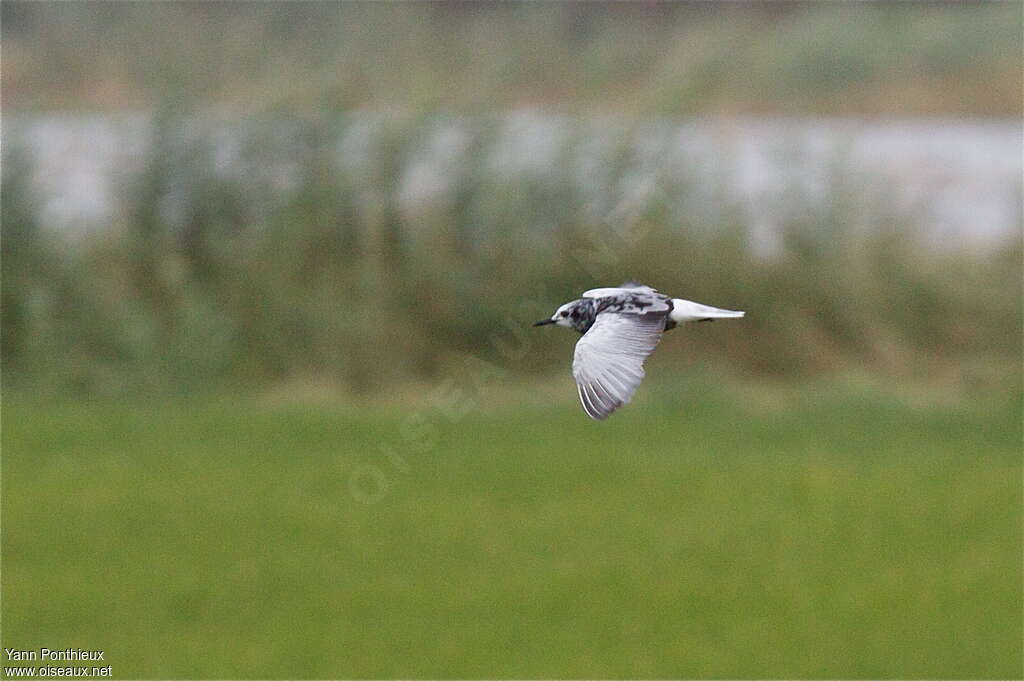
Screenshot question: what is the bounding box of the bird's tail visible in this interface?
[670,298,745,324]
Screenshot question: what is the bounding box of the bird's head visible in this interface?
[534,300,585,330]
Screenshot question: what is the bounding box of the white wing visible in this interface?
[582,285,658,299]
[572,311,667,420]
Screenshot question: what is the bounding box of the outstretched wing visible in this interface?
[582,282,658,299]
[572,311,667,420]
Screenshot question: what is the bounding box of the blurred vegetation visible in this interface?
[1,2,1021,399]
[2,5,1021,677]
[3,1,1021,116]
[3,391,1021,677]
[2,113,1021,399]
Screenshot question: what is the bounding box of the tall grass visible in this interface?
[2,114,1020,398]
[3,2,1020,116]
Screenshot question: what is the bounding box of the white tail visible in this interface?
[670,298,745,324]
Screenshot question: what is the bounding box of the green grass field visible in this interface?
[2,385,1020,678]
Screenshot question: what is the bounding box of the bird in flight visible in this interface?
[534,282,744,420]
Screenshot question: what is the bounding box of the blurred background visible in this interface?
[2,2,1021,678]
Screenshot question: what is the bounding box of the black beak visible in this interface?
[533,318,556,327]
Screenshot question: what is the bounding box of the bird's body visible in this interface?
[534,282,744,420]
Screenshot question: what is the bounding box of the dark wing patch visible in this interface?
[597,292,671,316]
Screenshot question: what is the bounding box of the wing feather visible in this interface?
[583,286,654,299]
[582,282,659,298]
[572,311,667,420]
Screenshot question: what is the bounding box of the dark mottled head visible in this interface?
[533,298,596,334]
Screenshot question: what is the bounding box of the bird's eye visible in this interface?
[561,311,568,316]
